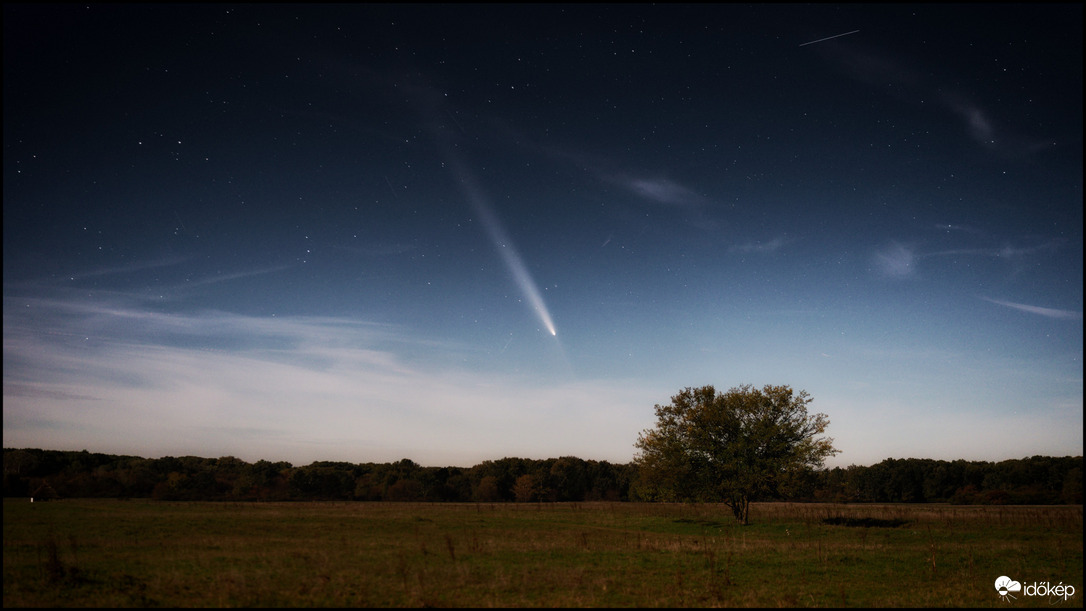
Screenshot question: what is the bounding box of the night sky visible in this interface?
[4,4,1082,467]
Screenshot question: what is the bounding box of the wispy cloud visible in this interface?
[2,383,101,402]
[729,236,788,254]
[818,43,1048,156]
[980,297,1083,320]
[67,256,192,280]
[617,176,707,207]
[2,293,654,465]
[331,241,419,257]
[175,266,295,289]
[14,259,295,303]
[933,223,984,235]
[923,238,1065,281]
[941,92,995,146]
[995,241,1064,259]
[871,241,917,278]
[885,236,1064,278]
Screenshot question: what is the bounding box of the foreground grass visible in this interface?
[4,499,1081,607]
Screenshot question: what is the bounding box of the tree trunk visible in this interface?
[728,495,751,525]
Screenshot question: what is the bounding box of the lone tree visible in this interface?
[634,384,838,524]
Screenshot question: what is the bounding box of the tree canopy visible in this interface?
[634,384,839,524]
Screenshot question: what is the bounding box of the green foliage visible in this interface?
[634,384,839,523]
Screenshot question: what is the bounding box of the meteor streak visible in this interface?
[798,29,860,47]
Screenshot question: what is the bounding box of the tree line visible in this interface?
[2,450,638,503]
[3,447,1081,504]
[813,456,1083,504]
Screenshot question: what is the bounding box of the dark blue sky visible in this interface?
[4,4,1082,466]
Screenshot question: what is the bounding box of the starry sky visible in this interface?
[4,4,1082,468]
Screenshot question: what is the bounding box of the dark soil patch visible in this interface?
[821,517,910,528]
[673,517,727,529]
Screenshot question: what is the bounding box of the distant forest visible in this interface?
[4,448,1082,505]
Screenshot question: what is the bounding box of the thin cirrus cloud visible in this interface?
[25,260,294,297]
[979,297,1083,320]
[941,92,996,146]
[172,266,295,290]
[2,293,654,465]
[519,135,712,211]
[874,237,1062,279]
[934,223,984,235]
[871,241,917,278]
[925,240,1063,260]
[620,176,708,207]
[818,41,1046,155]
[729,236,788,254]
[607,173,723,232]
[62,255,192,280]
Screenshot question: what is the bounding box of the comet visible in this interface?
[798,29,860,47]
[446,154,558,338]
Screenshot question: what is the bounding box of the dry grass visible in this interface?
[4,499,1082,607]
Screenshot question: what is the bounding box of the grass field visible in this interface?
[3,499,1081,607]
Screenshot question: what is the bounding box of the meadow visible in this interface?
[3,499,1081,607]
